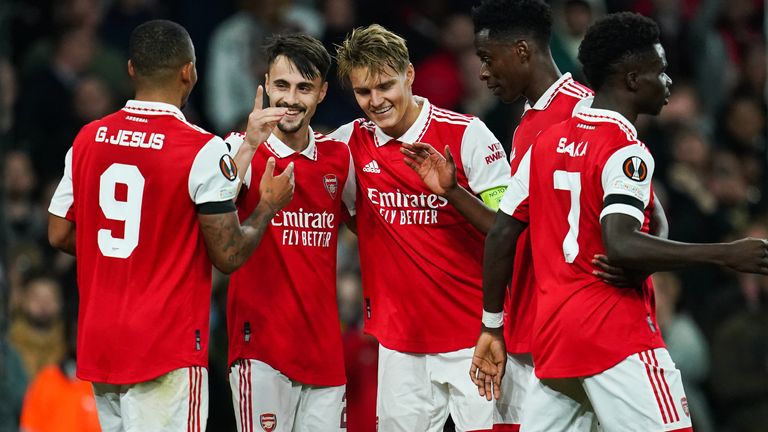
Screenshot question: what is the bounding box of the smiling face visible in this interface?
[348,64,419,137]
[265,55,327,135]
[474,29,530,104]
[635,43,672,115]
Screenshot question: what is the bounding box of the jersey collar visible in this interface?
[123,100,186,121]
[264,127,318,161]
[373,96,431,146]
[575,106,638,140]
[524,73,575,113]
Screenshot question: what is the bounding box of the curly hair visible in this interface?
[578,12,660,90]
[471,0,552,46]
[263,33,332,81]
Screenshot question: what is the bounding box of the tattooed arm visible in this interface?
[198,157,294,274]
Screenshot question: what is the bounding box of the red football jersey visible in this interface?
[500,106,664,378]
[48,100,239,384]
[225,129,355,386]
[329,98,510,353]
[504,74,592,354]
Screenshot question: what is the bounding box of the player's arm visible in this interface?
[400,127,508,234]
[592,191,668,287]
[199,157,294,274]
[600,145,768,274]
[232,85,287,187]
[47,147,76,255]
[48,215,76,255]
[470,148,531,401]
[404,141,499,233]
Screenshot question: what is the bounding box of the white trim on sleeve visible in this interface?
[189,136,239,205]
[49,147,74,217]
[459,117,510,194]
[499,147,531,216]
[327,122,355,145]
[600,204,645,224]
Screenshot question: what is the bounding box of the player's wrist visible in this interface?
[482,309,503,329]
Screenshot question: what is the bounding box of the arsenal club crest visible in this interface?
[260,413,277,432]
[681,397,689,417]
[323,174,338,199]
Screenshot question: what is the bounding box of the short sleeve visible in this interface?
[327,121,355,145]
[49,147,74,220]
[499,146,531,223]
[600,143,655,224]
[459,117,511,194]
[189,136,240,206]
[342,146,356,216]
[224,132,253,187]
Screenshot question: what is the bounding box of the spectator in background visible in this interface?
[0,338,28,432]
[206,0,316,134]
[8,272,66,379]
[19,316,100,432]
[653,272,715,432]
[16,26,93,183]
[551,0,599,83]
[3,151,46,250]
[412,14,474,111]
[100,0,158,56]
[72,75,117,124]
[711,221,768,432]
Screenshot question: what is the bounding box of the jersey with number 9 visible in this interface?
[48,100,239,384]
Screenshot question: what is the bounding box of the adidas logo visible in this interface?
[363,160,381,174]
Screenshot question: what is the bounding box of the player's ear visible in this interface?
[406,63,415,87]
[516,40,530,63]
[626,70,640,92]
[127,60,136,79]
[180,61,195,85]
[264,73,270,93]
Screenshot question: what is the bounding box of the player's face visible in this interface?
[266,55,327,134]
[348,64,417,136]
[636,43,672,115]
[474,29,528,104]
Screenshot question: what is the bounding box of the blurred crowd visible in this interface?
[0,0,765,431]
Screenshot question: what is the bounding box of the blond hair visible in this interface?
[335,24,410,86]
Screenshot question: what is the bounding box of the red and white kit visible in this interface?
[330,97,510,431]
[49,100,239,431]
[495,74,592,429]
[225,129,354,432]
[500,106,691,431]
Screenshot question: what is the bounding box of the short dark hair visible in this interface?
[471,0,552,46]
[128,20,194,80]
[264,33,332,81]
[578,12,660,90]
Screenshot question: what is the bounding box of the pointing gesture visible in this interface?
[245,85,288,150]
[259,157,295,214]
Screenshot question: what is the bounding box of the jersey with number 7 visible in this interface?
[48,100,239,384]
[500,106,665,379]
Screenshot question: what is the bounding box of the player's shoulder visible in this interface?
[327,118,375,143]
[314,130,351,152]
[430,105,476,127]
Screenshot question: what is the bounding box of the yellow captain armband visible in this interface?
[479,186,507,210]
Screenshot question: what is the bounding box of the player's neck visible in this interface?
[133,89,183,109]
[381,96,421,139]
[590,92,638,124]
[524,56,562,105]
[274,126,310,154]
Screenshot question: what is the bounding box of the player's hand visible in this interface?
[245,85,288,150]
[400,142,457,196]
[259,157,294,214]
[592,254,647,289]
[724,238,768,274]
[469,327,506,401]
